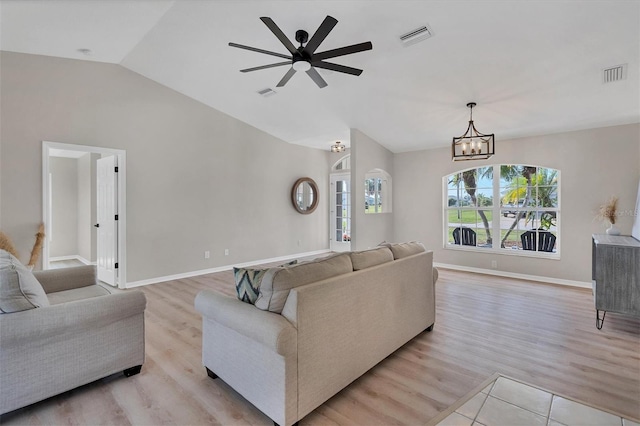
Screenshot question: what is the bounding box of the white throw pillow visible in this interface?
[0,249,50,313]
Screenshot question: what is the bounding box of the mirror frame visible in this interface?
[291,177,319,214]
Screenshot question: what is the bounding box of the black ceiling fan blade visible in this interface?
[306,67,328,88]
[229,42,292,60]
[276,67,297,87]
[312,61,363,76]
[240,62,291,73]
[303,15,338,55]
[312,41,373,61]
[260,17,298,55]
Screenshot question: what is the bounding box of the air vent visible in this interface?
[257,88,277,97]
[603,64,627,83]
[400,24,434,47]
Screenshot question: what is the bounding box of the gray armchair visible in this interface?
[0,265,146,415]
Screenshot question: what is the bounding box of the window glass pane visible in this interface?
[537,186,557,207]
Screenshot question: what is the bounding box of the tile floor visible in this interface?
[436,376,640,426]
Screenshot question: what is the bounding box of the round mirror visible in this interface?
[292,177,319,214]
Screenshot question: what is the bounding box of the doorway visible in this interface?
[330,173,351,252]
[42,141,127,288]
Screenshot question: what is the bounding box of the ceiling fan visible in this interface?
[229,16,373,88]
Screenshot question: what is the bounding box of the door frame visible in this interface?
[42,141,127,288]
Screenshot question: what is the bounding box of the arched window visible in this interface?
[444,165,559,257]
[332,155,350,171]
[364,169,392,214]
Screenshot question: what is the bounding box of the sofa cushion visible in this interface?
[389,241,426,259]
[0,249,50,313]
[255,253,353,313]
[350,247,394,271]
[47,283,112,305]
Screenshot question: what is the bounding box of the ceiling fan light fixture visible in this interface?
[293,59,311,71]
[331,141,345,153]
[451,102,495,161]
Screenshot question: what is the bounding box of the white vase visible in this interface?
[606,223,621,235]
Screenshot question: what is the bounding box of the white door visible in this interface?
[96,156,118,286]
[330,173,351,252]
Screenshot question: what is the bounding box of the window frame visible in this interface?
[443,164,561,259]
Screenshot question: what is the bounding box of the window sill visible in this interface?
[444,244,560,260]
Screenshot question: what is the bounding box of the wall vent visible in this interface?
[257,88,277,97]
[603,64,627,83]
[400,24,434,47]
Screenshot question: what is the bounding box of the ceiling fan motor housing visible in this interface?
[295,29,309,45]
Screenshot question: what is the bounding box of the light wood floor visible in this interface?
[3,268,639,425]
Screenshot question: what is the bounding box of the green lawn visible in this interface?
[447,210,493,224]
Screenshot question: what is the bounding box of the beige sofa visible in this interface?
[195,243,436,426]
[0,251,146,415]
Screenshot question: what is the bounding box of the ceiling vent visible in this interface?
[257,88,277,97]
[400,24,434,47]
[603,64,627,83]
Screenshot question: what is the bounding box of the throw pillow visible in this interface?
[234,260,297,305]
[0,249,50,314]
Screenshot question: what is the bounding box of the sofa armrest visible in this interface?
[33,265,97,294]
[194,290,296,356]
[0,290,146,346]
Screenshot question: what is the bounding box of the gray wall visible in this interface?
[49,157,78,258]
[0,52,329,282]
[394,123,640,283]
[351,129,394,251]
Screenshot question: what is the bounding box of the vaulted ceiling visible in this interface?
[1,0,638,152]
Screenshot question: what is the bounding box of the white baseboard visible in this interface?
[434,262,591,289]
[49,255,96,266]
[126,249,332,289]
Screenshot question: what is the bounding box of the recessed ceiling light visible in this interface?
[77,48,93,56]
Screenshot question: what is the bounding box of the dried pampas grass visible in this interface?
[0,223,46,268]
[0,231,20,258]
[27,223,45,268]
[597,196,619,225]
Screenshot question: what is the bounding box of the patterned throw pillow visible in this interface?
[234,260,297,304]
[234,267,268,304]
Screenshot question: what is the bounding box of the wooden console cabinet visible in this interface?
[591,234,640,329]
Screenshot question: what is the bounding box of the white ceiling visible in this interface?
[1,0,638,153]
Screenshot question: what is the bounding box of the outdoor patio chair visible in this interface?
[453,227,477,246]
[521,229,556,252]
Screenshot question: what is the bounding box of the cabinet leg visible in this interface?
[596,310,606,330]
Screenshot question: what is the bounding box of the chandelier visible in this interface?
[451,102,495,161]
[331,141,345,153]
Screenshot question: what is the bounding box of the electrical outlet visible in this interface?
[204,251,210,259]
[491,260,498,269]
[224,249,229,256]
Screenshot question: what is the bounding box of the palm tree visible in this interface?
[449,167,493,245]
[500,166,537,247]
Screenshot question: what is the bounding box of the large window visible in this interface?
[445,165,559,257]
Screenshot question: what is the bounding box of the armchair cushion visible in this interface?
[0,250,49,314]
